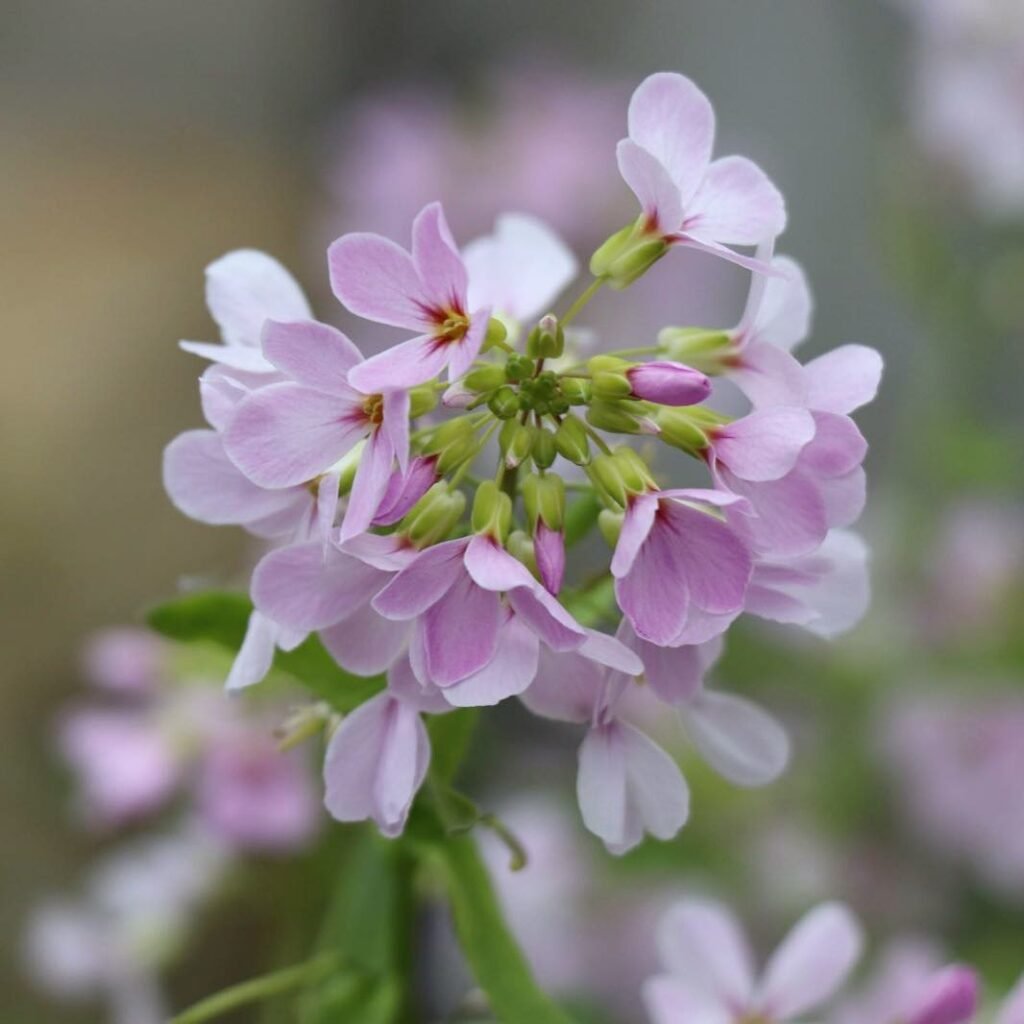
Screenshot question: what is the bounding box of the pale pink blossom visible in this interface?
[644,898,863,1024]
[81,629,168,696]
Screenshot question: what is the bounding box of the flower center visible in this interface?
[362,393,384,425]
[434,310,470,344]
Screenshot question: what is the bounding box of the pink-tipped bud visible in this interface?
[908,966,979,1024]
[626,361,711,406]
[534,522,566,595]
[373,457,439,526]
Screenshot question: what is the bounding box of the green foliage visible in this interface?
[146,591,384,711]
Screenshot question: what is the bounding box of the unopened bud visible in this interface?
[657,327,733,374]
[506,529,537,577]
[559,377,592,405]
[436,432,481,474]
[522,472,565,532]
[505,355,535,383]
[553,416,591,465]
[626,361,711,406]
[527,314,565,359]
[403,483,466,547]
[471,481,513,542]
[488,385,520,419]
[500,421,535,468]
[655,408,711,454]
[587,398,660,436]
[424,416,475,454]
[464,364,507,393]
[409,385,439,418]
[612,446,656,493]
[532,427,557,469]
[598,508,624,547]
[482,317,509,351]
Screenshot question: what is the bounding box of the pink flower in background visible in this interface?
[81,629,168,696]
[331,202,491,391]
[617,73,787,269]
[644,898,863,1024]
[883,692,1024,898]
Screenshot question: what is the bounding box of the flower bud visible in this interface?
[506,530,538,577]
[654,408,711,455]
[559,377,592,405]
[626,361,711,406]
[482,316,509,351]
[505,355,535,383]
[590,219,668,288]
[657,327,733,374]
[488,385,520,419]
[587,399,660,436]
[526,314,565,359]
[532,427,557,470]
[522,472,565,531]
[436,432,481,474]
[598,508,624,547]
[534,521,566,595]
[441,381,474,409]
[464,364,507,393]
[409,385,439,418]
[424,416,476,454]
[553,416,591,465]
[589,453,630,507]
[471,481,513,542]
[500,421,535,468]
[403,483,466,548]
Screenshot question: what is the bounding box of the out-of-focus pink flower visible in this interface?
[331,202,490,392]
[643,898,863,1024]
[883,691,1024,897]
[617,73,786,270]
[196,731,320,853]
[81,629,168,696]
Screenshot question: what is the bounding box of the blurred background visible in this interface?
[3,1,1023,1020]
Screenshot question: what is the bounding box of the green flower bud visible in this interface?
[559,377,592,405]
[526,314,565,359]
[598,508,624,547]
[482,317,509,351]
[403,484,466,547]
[553,416,591,465]
[532,427,557,470]
[586,399,659,436]
[589,218,668,288]
[655,408,710,454]
[464,364,508,393]
[590,453,630,507]
[505,355,535,383]
[590,222,638,278]
[612,446,656,493]
[657,326,733,374]
[471,481,513,542]
[436,432,481,474]
[506,530,538,578]
[501,422,536,468]
[488,385,521,419]
[522,472,565,531]
[424,416,476,454]
[408,385,439,418]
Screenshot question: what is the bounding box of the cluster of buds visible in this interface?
[164,71,881,853]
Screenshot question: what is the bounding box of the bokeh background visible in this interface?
[3,1,1023,1020]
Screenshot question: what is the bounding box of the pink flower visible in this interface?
[618,73,787,270]
[223,319,410,542]
[81,629,168,696]
[196,732,320,853]
[611,488,753,647]
[627,361,711,406]
[322,655,448,836]
[179,250,311,373]
[644,898,863,1024]
[330,202,491,392]
[374,534,640,707]
[534,521,566,596]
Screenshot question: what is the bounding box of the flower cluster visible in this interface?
[165,71,881,853]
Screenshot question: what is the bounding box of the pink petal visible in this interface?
[534,523,566,595]
[620,720,690,844]
[464,534,538,592]
[163,429,304,526]
[319,602,411,677]
[655,899,757,1008]
[907,967,979,1024]
[507,587,587,652]
[680,690,790,786]
[464,213,577,320]
[804,344,883,414]
[801,412,867,478]
[205,249,311,348]
[327,232,431,331]
[316,471,341,546]
[372,538,469,619]
[261,319,363,393]
[372,457,438,527]
[821,465,867,528]
[643,975,732,1024]
[340,531,418,573]
[627,628,723,705]
[443,615,540,707]
[382,388,411,474]
[346,334,451,393]
[180,339,274,372]
[729,343,807,409]
[199,364,268,429]
[627,72,715,205]
[724,469,829,558]
[674,234,781,274]
[223,382,365,488]
[744,254,813,352]
[519,647,604,724]
[712,408,816,482]
[373,699,430,837]
[422,573,502,685]
[251,542,384,632]
[226,611,286,691]
[338,430,395,544]
[666,501,753,614]
[447,307,490,382]
[757,902,864,1019]
[387,654,450,715]
[670,606,740,646]
[577,627,644,676]
[685,155,787,246]
[610,493,660,578]
[617,139,684,233]
[411,201,468,308]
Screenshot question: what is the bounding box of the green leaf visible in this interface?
[146,591,384,712]
[564,492,602,547]
[427,708,479,782]
[422,831,576,1024]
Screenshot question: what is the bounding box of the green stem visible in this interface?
[171,952,342,1024]
[560,276,605,327]
[579,418,613,455]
